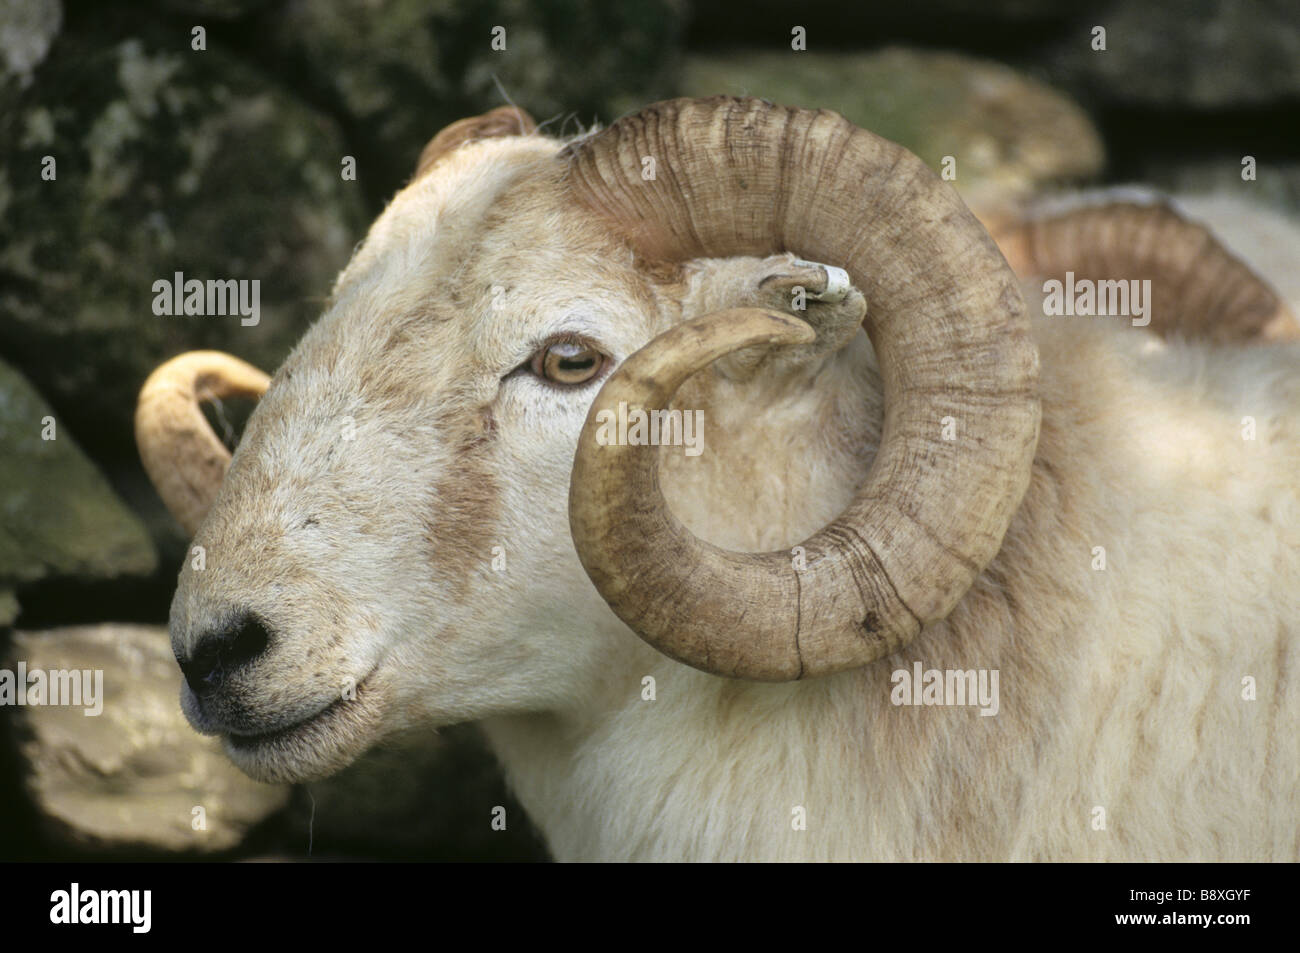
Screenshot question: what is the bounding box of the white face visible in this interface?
[168,136,677,782]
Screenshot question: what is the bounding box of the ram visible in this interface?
[136,98,1300,861]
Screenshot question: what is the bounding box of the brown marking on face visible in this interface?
[426,405,502,601]
[374,304,454,362]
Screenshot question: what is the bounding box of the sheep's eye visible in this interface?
[530,340,606,386]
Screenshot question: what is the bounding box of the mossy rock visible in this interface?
[682,47,1105,210]
[0,358,156,588]
[1041,0,1300,108]
[250,0,688,206]
[0,12,369,463]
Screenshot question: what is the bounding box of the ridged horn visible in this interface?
[565,97,1040,680]
[990,201,1297,343]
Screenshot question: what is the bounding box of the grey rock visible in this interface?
[7,624,290,852]
[1043,0,1300,108]
[682,47,1105,210]
[0,358,156,587]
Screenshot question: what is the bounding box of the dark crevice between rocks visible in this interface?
[273,725,553,862]
[1091,100,1300,180]
[684,4,1082,59]
[12,576,175,629]
[0,629,47,860]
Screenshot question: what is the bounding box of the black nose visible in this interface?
[178,615,272,696]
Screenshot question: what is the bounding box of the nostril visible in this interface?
[225,616,271,669]
[178,614,272,696]
[178,642,220,696]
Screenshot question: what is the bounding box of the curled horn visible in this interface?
[135,351,270,535]
[990,201,1297,343]
[565,97,1040,680]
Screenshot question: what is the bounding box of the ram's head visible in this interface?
[155,96,1300,784]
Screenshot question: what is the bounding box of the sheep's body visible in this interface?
[485,309,1300,862]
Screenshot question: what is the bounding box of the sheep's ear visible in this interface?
[414,106,537,179]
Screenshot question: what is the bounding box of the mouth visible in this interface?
[218,669,383,783]
[225,683,361,749]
